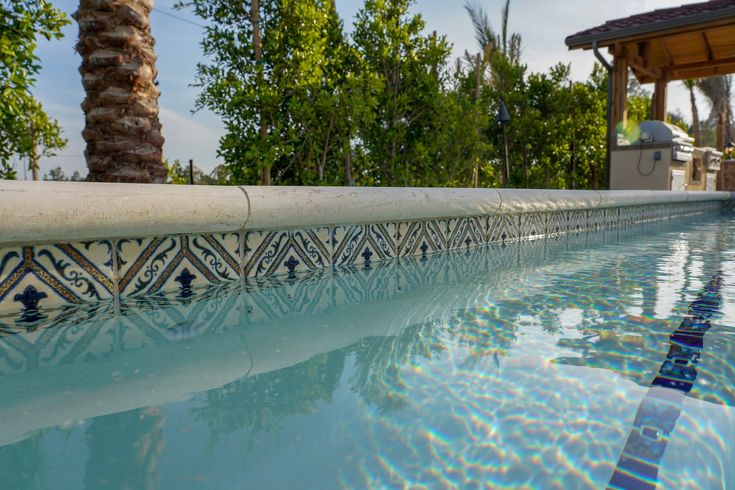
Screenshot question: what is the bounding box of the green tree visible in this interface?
[352,0,451,186]
[0,0,68,179]
[183,0,362,185]
[43,166,82,181]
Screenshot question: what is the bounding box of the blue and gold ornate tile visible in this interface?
[517,213,545,240]
[117,234,240,298]
[601,207,620,230]
[332,223,396,267]
[442,216,486,250]
[0,241,114,317]
[544,211,567,236]
[587,208,605,230]
[244,228,331,278]
[395,220,445,258]
[566,209,589,233]
[487,214,518,243]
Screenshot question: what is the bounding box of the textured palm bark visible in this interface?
[73,0,166,183]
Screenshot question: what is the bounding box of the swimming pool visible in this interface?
[1,212,733,489]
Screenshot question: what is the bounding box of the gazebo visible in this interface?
[566,0,735,187]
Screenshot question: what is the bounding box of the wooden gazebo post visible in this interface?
[611,46,628,134]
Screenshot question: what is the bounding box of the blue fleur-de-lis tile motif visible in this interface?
[117,233,240,298]
[487,214,518,244]
[395,220,444,258]
[13,285,47,310]
[442,217,486,250]
[244,227,330,278]
[332,224,396,267]
[174,268,197,298]
[544,211,567,236]
[566,209,589,233]
[587,208,605,231]
[0,241,114,314]
[601,207,620,230]
[516,213,545,240]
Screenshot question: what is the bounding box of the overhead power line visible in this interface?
[151,6,205,29]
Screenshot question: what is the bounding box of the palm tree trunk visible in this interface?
[687,83,701,146]
[74,0,166,183]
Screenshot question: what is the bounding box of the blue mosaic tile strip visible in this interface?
[608,272,723,490]
[0,200,727,313]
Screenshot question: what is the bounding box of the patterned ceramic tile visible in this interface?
[395,220,445,258]
[244,228,330,278]
[332,223,396,267]
[544,211,567,236]
[566,209,589,233]
[602,207,620,230]
[517,213,546,240]
[587,208,606,230]
[117,234,240,298]
[0,241,114,317]
[618,206,638,227]
[442,216,486,250]
[487,214,519,243]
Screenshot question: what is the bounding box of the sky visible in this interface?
[27,0,700,180]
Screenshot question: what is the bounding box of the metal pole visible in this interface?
[503,125,510,187]
[189,158,194,185]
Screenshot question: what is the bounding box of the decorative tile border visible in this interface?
[0,212,730,375]
[0,199,728,316]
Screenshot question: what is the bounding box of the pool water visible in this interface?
[1,215,734,489]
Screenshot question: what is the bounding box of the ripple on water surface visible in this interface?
[0,216,734,489]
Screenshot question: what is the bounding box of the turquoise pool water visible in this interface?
[1,216,734,489]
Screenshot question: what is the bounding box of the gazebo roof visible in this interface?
[566,0,735,83]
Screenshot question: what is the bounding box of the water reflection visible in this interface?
[0,216,734,488]
[85,408,165,490]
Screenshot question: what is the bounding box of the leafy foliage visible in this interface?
[181,0,698,190]
[43,166,82,181]
[0,0,68,179]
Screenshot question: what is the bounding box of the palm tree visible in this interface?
[73,0,166,183]
[464,1,521,67]
[682,79,701,146]
[697,76,732,150]
[464,1,522,187]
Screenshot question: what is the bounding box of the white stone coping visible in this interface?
[0,180,731,245]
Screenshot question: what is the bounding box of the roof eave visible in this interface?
[565,7,735,50]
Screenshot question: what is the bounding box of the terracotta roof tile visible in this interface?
[566,0,735,47]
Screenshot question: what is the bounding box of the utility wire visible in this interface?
[151,6,205,29]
